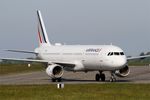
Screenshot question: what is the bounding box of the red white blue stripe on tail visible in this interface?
[37,10,51,45]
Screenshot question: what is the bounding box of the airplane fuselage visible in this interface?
[35,44,127,71]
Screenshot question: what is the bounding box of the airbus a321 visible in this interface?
[1,10,150,82]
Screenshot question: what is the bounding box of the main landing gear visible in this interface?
[51,77,62,82]
[95,71,117,82]
[95,71,105,81]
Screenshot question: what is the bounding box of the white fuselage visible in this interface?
[35,44,127,72]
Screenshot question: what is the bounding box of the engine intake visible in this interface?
[46,64,64,78]
[115,65,130,77]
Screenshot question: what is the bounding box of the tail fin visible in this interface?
[37,10,51,45]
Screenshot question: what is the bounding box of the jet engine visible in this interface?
[46,64,64,78]
[115,65,130,77]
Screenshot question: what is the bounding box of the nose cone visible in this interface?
[113,56,127,68]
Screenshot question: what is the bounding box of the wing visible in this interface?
[0,58,75,68]
[127,55,150,60]
[1,58,48,63]
[5,50,37,54]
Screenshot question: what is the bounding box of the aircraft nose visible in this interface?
[119,57,127,66]
[113,57,127,67]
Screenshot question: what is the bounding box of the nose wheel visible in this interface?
[109,72,116,82]
[95,72,105,81]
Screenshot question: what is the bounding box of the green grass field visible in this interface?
[0,84,150,100]
[0,63,44,75]
[128,58,150,66]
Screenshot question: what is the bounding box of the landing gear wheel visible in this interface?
[51,78,62,82]
[109,77,116,82]
[95,72,106,82]
[52,78,56,82]
[100,73,105,81]
[95,74,100,81]
[57,78,62,82]
[110,72,116,82]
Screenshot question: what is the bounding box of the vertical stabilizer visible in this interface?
[37,10,51,45]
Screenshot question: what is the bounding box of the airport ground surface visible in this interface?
[0,66,150,85]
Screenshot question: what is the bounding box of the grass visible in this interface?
[128,59,150,66]
[128,61,150,66]
[0,63,44,75]
[0,84,150,100]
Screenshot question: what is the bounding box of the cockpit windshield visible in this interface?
[107,52,124,56]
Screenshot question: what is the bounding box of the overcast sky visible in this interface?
[0,0,150,58]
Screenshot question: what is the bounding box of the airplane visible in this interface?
[1,10,150,82]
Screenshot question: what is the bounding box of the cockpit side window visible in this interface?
[110,52,113,56]
[107,52,111,56]
[107,52,114,56]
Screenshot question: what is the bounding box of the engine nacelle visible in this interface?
[115,65,130,77]
[46,64,64,78]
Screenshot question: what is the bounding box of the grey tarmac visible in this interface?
[0,66,150,85]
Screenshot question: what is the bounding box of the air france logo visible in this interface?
[86,48,101,52]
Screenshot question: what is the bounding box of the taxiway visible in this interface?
[0,66,150,85]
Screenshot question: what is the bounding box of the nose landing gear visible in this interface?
[109,72,116,82]
[95,71,105,81]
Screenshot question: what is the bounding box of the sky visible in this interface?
[0,0,150,58]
